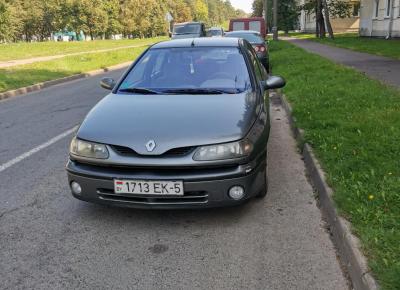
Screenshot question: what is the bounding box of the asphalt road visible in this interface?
[0,70,348,289]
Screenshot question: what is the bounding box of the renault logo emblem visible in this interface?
[146,140,156,152]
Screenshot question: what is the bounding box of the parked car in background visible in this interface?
[229,17,266,38]
[171,22,206,39]
[225,30,270,72]
[66,38,285,209]
[207,27,224,37]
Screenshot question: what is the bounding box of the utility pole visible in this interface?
[273,0,278,40]
[264,0,268,33]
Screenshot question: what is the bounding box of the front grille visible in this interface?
[111,145,195,157]
[72,160,240,181]
[97,188,208,205]
[163,147,195,156]
[112,145,135,155]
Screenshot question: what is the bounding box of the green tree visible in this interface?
[167,0,192,23]
[0,0,22,42]
[193,0,208,22]
[103,0,122,38]
[279,0,299,33]
[73,0,108,40]
[252,0,263,17]
[252,0,298,33]
[0,0,248,42]
[20,0,45,41]
[299,0,353,38]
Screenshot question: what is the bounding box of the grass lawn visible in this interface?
[270,40,400,290]
[0,37,165,62]
[285,32,400,60]
[0,46,149,92]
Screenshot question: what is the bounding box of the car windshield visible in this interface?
[173,24,201,34]
[209,30,222,36]
[118,47,251,94]
[226,33,264,43]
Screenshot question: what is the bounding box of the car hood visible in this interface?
[77,92,258,155]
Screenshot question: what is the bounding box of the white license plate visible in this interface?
[114,179,184,196]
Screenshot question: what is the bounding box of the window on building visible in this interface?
[385,0,391,17]
[397,0,400,17]
[374,0,380,18]
[352,2,361,16]
[398,0,400,17]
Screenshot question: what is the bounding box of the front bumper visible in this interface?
[66,157,266,209]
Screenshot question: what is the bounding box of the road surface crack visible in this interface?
[0,199,38,219]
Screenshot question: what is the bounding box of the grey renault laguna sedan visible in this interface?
[66,38,285,209]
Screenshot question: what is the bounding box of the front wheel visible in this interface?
[256,170,268,198]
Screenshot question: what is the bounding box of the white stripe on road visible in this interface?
[0,126,78,173]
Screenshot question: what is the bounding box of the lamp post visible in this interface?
[264,0,268,33]
[273,0,278,40]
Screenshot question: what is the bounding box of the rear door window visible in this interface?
[246,43,265,81]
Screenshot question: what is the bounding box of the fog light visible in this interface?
[71,181,82,195]
[228,186,245,200]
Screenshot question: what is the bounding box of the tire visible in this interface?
[256,170,268,198]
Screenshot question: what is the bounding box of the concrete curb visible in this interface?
[0,61,132,101]
[278,93,379,290]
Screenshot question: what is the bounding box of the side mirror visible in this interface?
[169,32,172,38]
[100,77,116,90]
[262,76,286,90]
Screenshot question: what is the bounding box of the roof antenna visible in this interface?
[191,39,195,47]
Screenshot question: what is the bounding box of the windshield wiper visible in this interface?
[163,88,238,95]
[118,87,161,94]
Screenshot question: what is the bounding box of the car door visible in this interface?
[245,42,267,91]
[244,41,270,124]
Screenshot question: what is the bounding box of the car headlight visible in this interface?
[193,140,253,161]
[69,137,109,159]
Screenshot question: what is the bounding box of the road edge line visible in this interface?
[0,61,132,101]
[0,125,78,173]
[276,92,379,290]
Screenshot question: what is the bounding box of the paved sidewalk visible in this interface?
[0,44,148,69]
[284,38,400,89]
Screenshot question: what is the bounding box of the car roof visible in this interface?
[209,27,223,30]
[230,17,264,21]
[174,22,203,26]
[151,38,240,49]
[225,30,261,35]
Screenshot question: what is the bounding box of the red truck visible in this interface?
[229,17,266,38]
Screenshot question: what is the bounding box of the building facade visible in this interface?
[298,0,360,33]
[359,0,400,37]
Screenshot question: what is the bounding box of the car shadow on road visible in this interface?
[73,197,263,228]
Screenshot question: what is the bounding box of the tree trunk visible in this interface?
[89,28,94,40]
[315,6,319,38]
[316,0,325,38]
[321,0,334,39]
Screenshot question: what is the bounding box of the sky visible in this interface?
[230,0,253,14]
